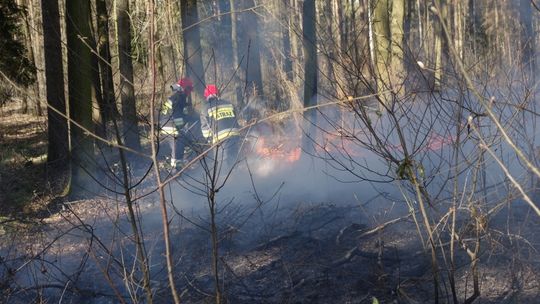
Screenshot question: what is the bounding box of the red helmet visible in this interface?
[178,77,193,95]
[204,84,219,100]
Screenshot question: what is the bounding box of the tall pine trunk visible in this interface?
[433,0,447,91]
[520,0,535,75]
[229,0,242,104]
[66,0,97,197]
[90,38,106,138]
[302,0,317,152]
[218,0,234,73]
[42,0,68,173]
[117,0,141,153]
[96,0,117,125]
[281,0,293,81]
[390,0,405,91]
[181,0,206,103]
[19,0,42,116]
[372,0,391,104]
[237,0,263,103]
[302,0,317,107]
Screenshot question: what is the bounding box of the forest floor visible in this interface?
[0,102,55,217]
[1,102,540,303]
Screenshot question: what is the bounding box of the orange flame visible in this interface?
[254,137,301,163]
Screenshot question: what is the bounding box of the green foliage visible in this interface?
[0,0,36,87]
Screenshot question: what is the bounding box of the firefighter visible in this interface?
[200,84,241,165]
[160,77,201,170]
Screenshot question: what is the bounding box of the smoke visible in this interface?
[164,105,404,218]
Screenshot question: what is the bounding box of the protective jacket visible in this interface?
[160,91,194,136]
[200,97,240,144]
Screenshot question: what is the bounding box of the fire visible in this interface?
[315,131,364,157]
[254,137,301,163]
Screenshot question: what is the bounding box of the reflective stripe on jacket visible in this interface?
[161,91,189,128]
[160,125,178,136]
[201,98,240,144]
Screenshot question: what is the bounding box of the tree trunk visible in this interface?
[520,0,535,75]
[28,0,45,115]
[181,0,206,103]
[468,0,480,56]
[416,0,423,51]
[290,0,302,85]
[321,0,335,95]
[302,0,317,153]
[452,0,463,59]
[96,0,117,124]
[42,0,68,173]
[433,0,447,91]
[218,0,234,72]
[281,0,293,81]
[390,0,405,92]
[66,0,97,197]
[302,0,317,108]
[229,0,242,105]
[349,0,360,65]
[89,33,106,138]
[117,0,141,153]
[237,0,264,100]
[164,0,182,81]
[20,0,42,116]
[372,0,391,104]
[339,0,349,59]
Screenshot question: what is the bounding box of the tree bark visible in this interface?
[66,0,97,197]
[96,0,117,124]
[117,0,141,153]
[468,0,480,56]
[237,0,263,101]
[372,0,391,103]
[281,0,293,81]
[181,0,206,103]
[42,0,68,172]
[433,0,447,91]
[90,36,105,138]
[302,0,317,153]
[302,0,317,108]
[390,0,405,90]
[520,0,535,75]
[229,0,242,104]
[290,0,302,85]
[20,0,42,116]
[452,0,463,59]
[218,0,234,71]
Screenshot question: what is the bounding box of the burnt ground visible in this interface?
[1,102,540,303]
[163,201,540,304]
[2,196,539,304]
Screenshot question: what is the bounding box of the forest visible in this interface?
[1,0,540,303]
